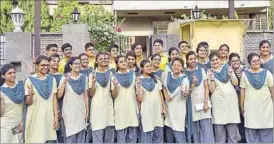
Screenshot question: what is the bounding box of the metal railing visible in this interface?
[247,18,269,31]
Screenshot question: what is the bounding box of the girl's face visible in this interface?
[97,54,106,67]
[3,68,16,83]
[187,54,197,68]
[260,42,271,56]
[50,57,60,69]
[172,60,183,74]
[134,45,143,57]
[110,48,118,58]
[230,56,240,69]
[179,43,189,54]
[142,62,152,74]
[118,57,127,70]
[80,55,89,67]
[170,50,179,61]
[152,56,161,68]
[197,47,208,59]
[37,60,50,75]
[210,55,221,69]
[126,56,135,67]
[70,59,81,73]
[250,56,261,69]
[153,42,163,54]
[219,46,229,58]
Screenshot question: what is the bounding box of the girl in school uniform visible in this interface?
[151,54,165,82]
[57,57,89,143]
[24,55,59,143]
[240,53,273,143]
[89,52,115,143]
[138,59,166,143]
[126,51,141,76]
[185,51,215,143]
[0,64,24,143]
[208,52,240,143]
[196,42,211,72]
[259,40,273,74]
[48,54,66,143]
[79,53,93,77]
[219,44,230,65]
[111,55,139,143]
[162,57,189,143]
[164,47,179,75]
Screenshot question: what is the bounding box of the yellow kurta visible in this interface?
[191,68,212,121]
[209,67,240,125]
[59,75,88,137]
[112,72,139,130]
[24,75,57,143]
[58,58,69,74]
[88,57,95,68]
[140,78,164,132]
[136,56,143,67]
[0,83,23,143]
[89,70,115,131]
[164,73,189,132]
[109,59,116,69]
[240,70,273,129]
[159,54,168,71]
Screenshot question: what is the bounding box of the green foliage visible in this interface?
[0,0,14,33]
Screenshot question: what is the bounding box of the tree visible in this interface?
[0,0,14,33]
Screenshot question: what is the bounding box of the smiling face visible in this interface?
[179,42,189,54]
[70,59,81,73]
[134,45,143,57]
[118,57,127,70]
[126,55,136,67]
[2,68,16,83]
[260,42,271,57]
[37,60,50,75]
[142,62,152,75]
[187,54,197,68]
[230,56,240,69]
[80,55,89,68]
[210,55,221,69]
[250,55,261,69]
[197,47,208,59]
[63,47,72,58]
[170,50,179,61]
[172,60,183,74]
[49,57,60,69]
[151,55,161,68]
[97,54,106,67]
[219,45,229,58]
[153,42,163,54]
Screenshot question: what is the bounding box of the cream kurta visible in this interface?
[191,68,212,122]
[112,72,139,130]
[240,70,273,129]
[59,75,88,137]
[140,78,164,132]
[163,63,171,79]
[89,71,115,131]
[164,73,189,132]
[0,83,23,143]
[209,67,240,125]
[24,75,57,143]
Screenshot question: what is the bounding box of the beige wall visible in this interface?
[120,17,153,36]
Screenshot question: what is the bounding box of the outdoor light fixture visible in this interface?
[10,2,25,32]
[72,7,80,23]
[193,5,201,19]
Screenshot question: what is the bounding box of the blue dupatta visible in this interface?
[213,64,229,83]
[185,67,203,87]
[0,81,24,104]
[167,72,186,93]
[29,75,54,99]
[80,67,93,77]
[68,74,86,95]
[196,61,211,72]
[96,71,111,88]
[141,77,156,92]
[244,69,267,89]
[48,73,63,87]
[261,59,273,74]
[114,71,134,88]
[152,69,163,78]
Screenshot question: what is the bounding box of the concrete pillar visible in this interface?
[62,24,90,56]
[5,32,33,81]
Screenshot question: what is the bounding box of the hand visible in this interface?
[91,74,96,84]
[165,95,171,102]
[27,85,34,96]
[136,76,141,86]
[85,113,89,122]
[208,69,215,80]
[64,75,69,84]
[17,122,23,133]
[112,78,119,88]
[57,111,62,120]
[203,102,209,112]
[182,85,189,97]
[240,106,244,115]
[161,106,167,117]
[192,74,198,86]
[228,65,234,77]
[54,116,59,130]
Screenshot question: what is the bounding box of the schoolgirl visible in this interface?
[196,42,211,72]
[259,40,273,74]
[164,47,179,75]
[79,53,93,77]
[219,44,230,65]
[126,51,141,76]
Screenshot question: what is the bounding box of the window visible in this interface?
[153,21,170,35]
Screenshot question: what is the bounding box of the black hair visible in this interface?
[171,57,184,68]
[48,53,60,62]
[247,53,260,65]
[229,53,240,62]
[85,42,95,51]
[0,63,16,86]
[150,53,161,61]
[196,41,209,53]
[61,43,72,52]
[94,52,106,70]
[153,39,163,46]
[46,44,58,51]
[64,57,80,74]
[219,44,230,53]
[79,53,89,60]
[209,52,220,61]
[140,59,157,84]
[108,44,119,52]
[126,51,137,66]
[115,55,125,71]
[186,51,196,68]
[35,55,49,65]
[178,40,188,48]
[131,43,142,51]
[259,40,271,49]
[168,47,179,62]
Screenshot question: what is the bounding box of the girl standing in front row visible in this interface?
[163,57,189,143]
[89,52,115,143]
[112,55,139,143]
[126,51,141,76]
[24,55,58,143]
[0,64,24,143]
[240,53,273,143]
[185,51,214,143]
[138,59,166,143]
[57,57,89,143]
[208,52,240,143]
